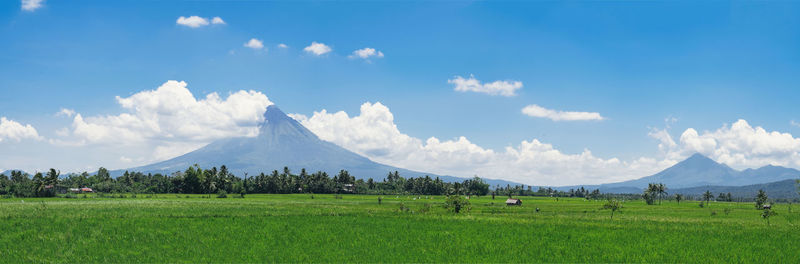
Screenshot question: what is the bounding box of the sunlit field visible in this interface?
[1,194,797,262]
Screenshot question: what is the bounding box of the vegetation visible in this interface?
[601,198,622,219]
[444,195,471,213]
[703,190,714,208]
[756,189,769,209]
[0,194,797,262]
[0,167,491,197]
[761,207,777,225]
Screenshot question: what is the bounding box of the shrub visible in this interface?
[398,202,410,213]
[444,195,471,214]
[216,190,228,198]
[602,198,622,219]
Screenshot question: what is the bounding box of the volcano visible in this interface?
[122,105,518,185]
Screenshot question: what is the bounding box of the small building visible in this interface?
[69,188,81,193]
[506,198,522,206]
[80,187,94,193]
[342,184,355,193]
[763,204,772,210]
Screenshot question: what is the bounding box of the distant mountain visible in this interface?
[558,153,800,193]
[671,179,800,199]
[118,105,519,186]
[0,170,27,176]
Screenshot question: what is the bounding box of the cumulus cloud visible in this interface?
[211,17,225,25]
[0,117,42,142]
[521,104,605,121]
[277,43,288,48]
[21,0,44,11]
[661,120,800,169]
[348,47,384,60]
[176,16,209,28]
[292,102,660,185]
[303,42,332,56]
[177,16,225,28]
[243,38,264,50]
[55,80,273,152]
[448,75,522,97]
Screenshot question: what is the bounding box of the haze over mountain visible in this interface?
[670,179,800,199]
[119,106,519,186]
[561,153,800,193]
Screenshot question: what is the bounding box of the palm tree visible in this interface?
[657,183,667,205]
[702,190,714,208]
[675,193,683,204]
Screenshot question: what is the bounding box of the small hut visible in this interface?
[342,184,355,193]
[505,198,522,206]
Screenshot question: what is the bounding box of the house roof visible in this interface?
[505,198,520,203]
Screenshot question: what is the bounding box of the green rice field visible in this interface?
[1,194,798,263]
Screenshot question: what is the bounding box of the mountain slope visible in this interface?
[557,153,800,193]
[671,179,800,199]
[602,154,739,189]
[120,105,519,186]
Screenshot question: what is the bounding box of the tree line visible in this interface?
[0,165,492,197]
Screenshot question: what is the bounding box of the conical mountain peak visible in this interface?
[261,105,292,125]
[257,105,319,143]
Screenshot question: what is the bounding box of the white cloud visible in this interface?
[521,104,605,121]
[292,102,659,186]
[448,75,522,97]
[176,16,209,28]
[56,108,75,118]
[244,38,264,50]
[55,80,273,153]
[349,47,384,60]
[211,17,225,25]
[277,43,288,48]
[303,42,332,56]
[21,0,44,11]
[662,120,800,169]
[791,120,800,128]
[0,117,42,142]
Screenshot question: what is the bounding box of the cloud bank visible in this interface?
[53,81,273,161]
[291,102,660,185]
[293,103,800,186]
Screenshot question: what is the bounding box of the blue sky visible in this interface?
[2,0,800,185]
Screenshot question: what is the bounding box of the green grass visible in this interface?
[1,194,797,262]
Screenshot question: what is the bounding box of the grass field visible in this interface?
[1,194,798,263]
